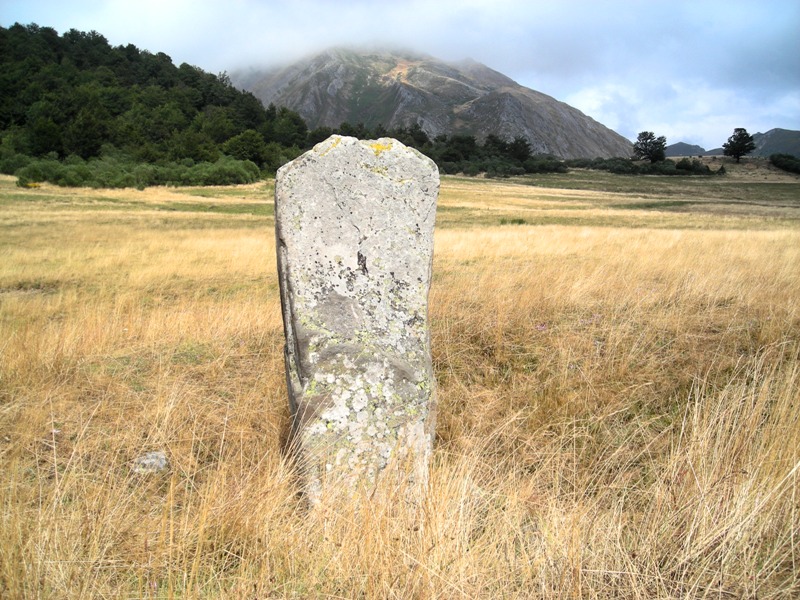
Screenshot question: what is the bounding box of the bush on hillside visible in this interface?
[524,155,568,173]
[564,157,714,176]
[770,153,800,175]
[14,154,262,188]
[675,158,711,174]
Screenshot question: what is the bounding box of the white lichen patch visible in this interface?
[300,353,431,485]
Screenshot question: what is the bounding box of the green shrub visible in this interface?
[10,154,264,189]
[15,159,64,186]
[569,157,712,176]
[223,130,269,165]
[524,156,567,173]
[770,153,800,175]
[565,157,593,169]
[0,153,31,175]
[676,158,711,174]
[604,158,638,174]
[439,161,459,175]
[132,164,157,189]
[57,163,93,187]
[643,160,678,175]
[463,164,481,176]
[183,157,261,186]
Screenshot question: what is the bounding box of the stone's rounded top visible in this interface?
[277,135,439,180]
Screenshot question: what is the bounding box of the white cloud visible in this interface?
[567,78,800,149]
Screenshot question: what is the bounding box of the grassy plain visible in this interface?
[1,160,799,598]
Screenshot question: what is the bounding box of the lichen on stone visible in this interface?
[275,135,439,507]
[369,140,393,156]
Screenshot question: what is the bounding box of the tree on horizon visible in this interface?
[723,128,756,163]
[632,131,666,163]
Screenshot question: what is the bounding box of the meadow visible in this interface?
[1,160,799,598]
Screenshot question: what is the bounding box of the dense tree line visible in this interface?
[0,23,307,187]
[315,121,567,177]
[566,156,717,175]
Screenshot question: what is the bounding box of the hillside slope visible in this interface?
[752,128,800,157]
[233,48,632,159]
[665,142,706,157]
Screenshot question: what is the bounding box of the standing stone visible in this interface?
[275,135,439,506]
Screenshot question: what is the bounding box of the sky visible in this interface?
[3,0,799,149]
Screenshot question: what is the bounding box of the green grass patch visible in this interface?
[177,184,274,200]
[517,171,800,202]
[613,200,696,211]
[153,202,273,216]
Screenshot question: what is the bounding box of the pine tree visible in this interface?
[632,131,667,163]
[722,128,756,163]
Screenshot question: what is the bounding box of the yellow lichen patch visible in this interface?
[364,163,389,176]
[370,141,393,156]
[317,135,342,156]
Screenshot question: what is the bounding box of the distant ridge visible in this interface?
[233,47,633,159]
[665,142,706,157]
[667,128,800,158]
[751,128,800,157]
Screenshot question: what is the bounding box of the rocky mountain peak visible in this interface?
[233,47,632,159]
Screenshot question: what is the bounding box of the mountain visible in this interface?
[665,142,706,157]
[671,128,800,158]
[751,129,800,158]
[232,47,632,159]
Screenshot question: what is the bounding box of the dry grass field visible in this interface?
[1,161,799,598]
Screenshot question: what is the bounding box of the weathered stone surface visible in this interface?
[132,450,169,474]
[275,135,438,506]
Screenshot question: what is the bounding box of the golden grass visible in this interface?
[1,171,799,598]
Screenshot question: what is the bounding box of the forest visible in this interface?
[0,23,308,187]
